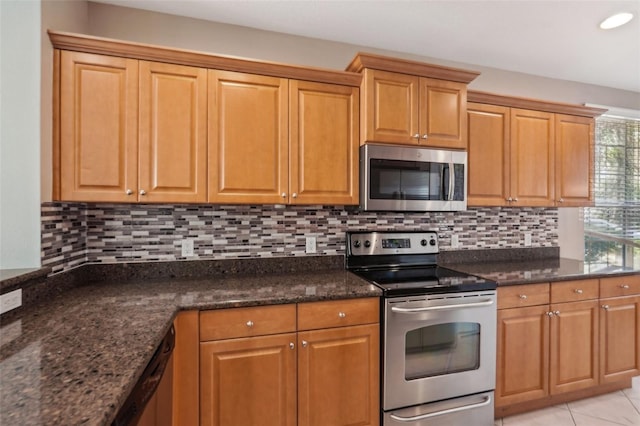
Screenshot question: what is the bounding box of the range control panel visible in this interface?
[347,231,439,256]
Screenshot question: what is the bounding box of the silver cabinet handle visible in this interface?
[302,340,308,347]
[575,289,584,294]
[139,189,146,196]
[547,311,554,317]
[421,134,428,139]
[125,189,133,195]
[602,305,610,310]
[289,342,294,350]
[391,298,494,313]
[338,312,346,318]
[246,320,254,328]
[558,198,564,203]
[519,294,527,300]
[513,198,519,202]
[620,284,630,289]
[412,133,420,139]
[281,192,286,198]
[554,310,561,316]
[292,193,298,198]
[507,197,513,202]
[390,395,491,422]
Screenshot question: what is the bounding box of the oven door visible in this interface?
[383,291,496,410]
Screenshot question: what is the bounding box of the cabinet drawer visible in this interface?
[550,279,599,303]
[297,298,379,331]
[498,283,549,309]
[199,304,296,341]
[600,275,640,298]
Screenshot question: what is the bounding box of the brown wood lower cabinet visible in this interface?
[496,276,639,417]
[194,298,379,426]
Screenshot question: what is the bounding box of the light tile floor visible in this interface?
[495,376,640,426]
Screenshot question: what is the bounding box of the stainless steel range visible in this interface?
[346,231,498,426]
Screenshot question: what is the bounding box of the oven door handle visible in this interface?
[391,298,494,313]
[389,395,491,422]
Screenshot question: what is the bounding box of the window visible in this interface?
[584,114,640,270]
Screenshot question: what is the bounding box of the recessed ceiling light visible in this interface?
[600,12,634,30]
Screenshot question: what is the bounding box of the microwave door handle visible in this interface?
[448,162,455,201]
[440,164,449,201]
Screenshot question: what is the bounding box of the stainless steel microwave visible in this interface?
[360,143,467,212]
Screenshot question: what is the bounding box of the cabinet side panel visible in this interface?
[173,311,199,426]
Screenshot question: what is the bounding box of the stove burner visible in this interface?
[346,231,496,297]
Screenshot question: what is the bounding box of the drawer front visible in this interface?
[498,283,550,309]
[600,275,640,298]
[199,304,296,341]
[550,279,599,303]
[297,297,379,331]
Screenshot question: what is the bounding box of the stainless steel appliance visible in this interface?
[360,143,467,212]
[346,231,497,426]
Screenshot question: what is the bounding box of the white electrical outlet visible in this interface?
[0,289,22,314]
[524,233,532,247]
[181,239,194,257]
[451,235,460,248]
[305,237,317,254]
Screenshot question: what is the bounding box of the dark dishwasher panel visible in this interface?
[112,325,175,426]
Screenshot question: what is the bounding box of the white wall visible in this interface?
[0,0,42,269]
[85,2,640,110]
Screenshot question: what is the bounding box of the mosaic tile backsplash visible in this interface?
[41,202,558,274]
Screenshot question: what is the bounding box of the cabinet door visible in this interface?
[59,51,138,202]
[549,300,599,395]
[510,108,555,206]
[289,81,359,205]
[200,333,297,426]
[496,305,550,407]
[419,77,467,149]
[467,103,510,206]
[298,324,379,426]
[208,70,288,203]
[555,114,594,207]
[139,61,207,203]
[600,296,640,383]
[362,69,419,145]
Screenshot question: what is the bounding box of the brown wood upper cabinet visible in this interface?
[347,53,479,149]
[467,92,604,207]
[57,51,207,203]
[208,71,359,205]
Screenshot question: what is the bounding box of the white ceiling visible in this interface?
[93,0,640,92]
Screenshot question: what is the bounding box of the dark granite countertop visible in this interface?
[443,257,639,286]
[0,267,379,426]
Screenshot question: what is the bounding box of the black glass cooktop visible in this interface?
[352,265,497,297]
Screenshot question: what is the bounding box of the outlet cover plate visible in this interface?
[181,239,194,257]
[305,237,317,254]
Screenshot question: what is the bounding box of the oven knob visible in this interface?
[364,240,371,248]
[420,239,428,246]
[429,239,436,246]
[353,240,361,248]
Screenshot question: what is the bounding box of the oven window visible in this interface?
[405,322,480,380]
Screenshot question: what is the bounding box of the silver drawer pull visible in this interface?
[246,320,254,328]
[602,305,610,310]
[575,289,583,294]
[390,395,491,422]
[547,311,554,317]
[519,294,527,300]
[620,284,630,289]
[338,312,346,318]
[289,342,294,350]
[391,299,494,313]
[302,340,308,348]
[554,310,561,316]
